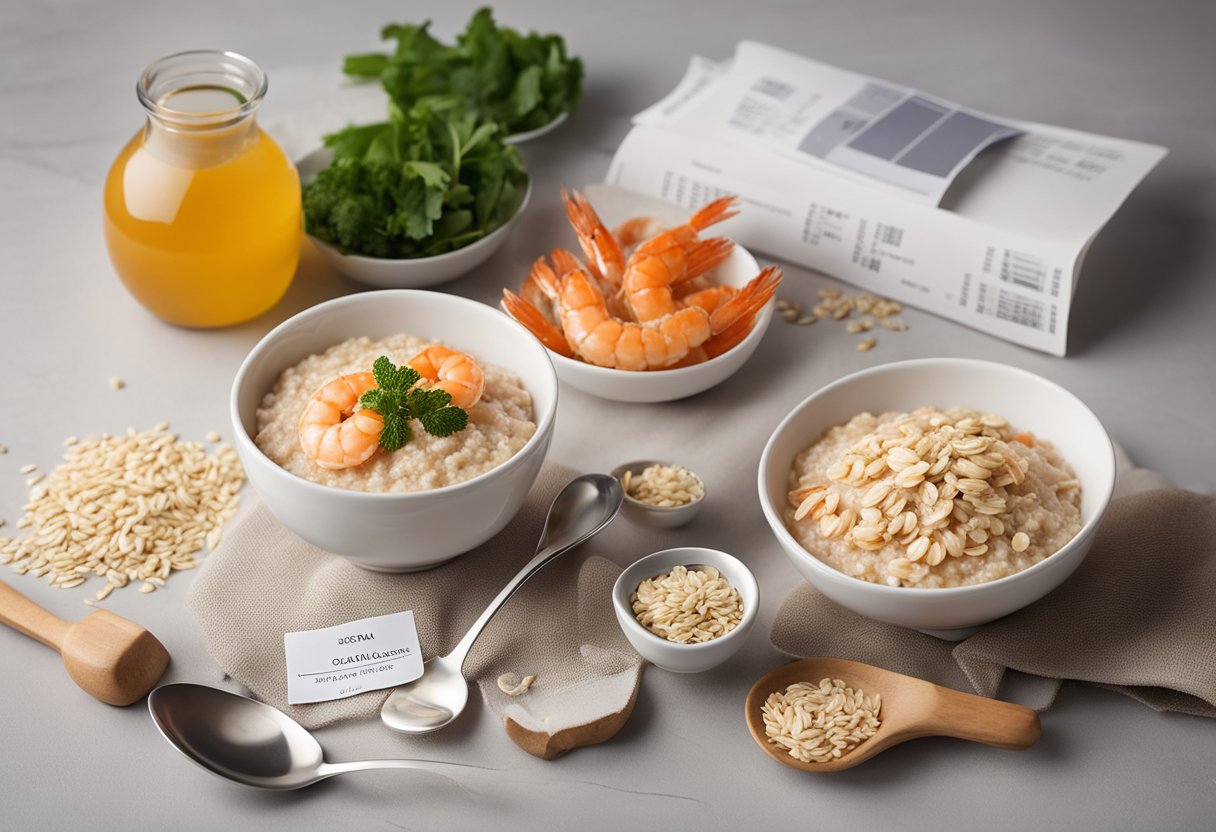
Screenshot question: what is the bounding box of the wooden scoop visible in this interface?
[745,657,1040,772]
[0,579,169,705]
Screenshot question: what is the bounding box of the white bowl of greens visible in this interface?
[299,101,531,289]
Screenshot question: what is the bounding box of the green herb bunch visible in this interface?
[344,7,583,135]
[302,96,529,258]
[359,356,469,452]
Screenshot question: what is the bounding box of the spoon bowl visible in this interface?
[745,657,1040,772]
[149,683,494,790]
[381,473,624,734]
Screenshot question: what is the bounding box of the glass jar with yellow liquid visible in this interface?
[104,51,301,327]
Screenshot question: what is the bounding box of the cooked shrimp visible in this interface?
[680,285,736,314]
[630,195,739,262]
[562,187,626,289]
[613,216,665,251]
[554,263,782,370]
[298,372,383,470]
[406,345,485,410]
[502,287,576,357]
[623,236,735,321]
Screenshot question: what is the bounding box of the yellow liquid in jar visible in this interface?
[104,119,301,328]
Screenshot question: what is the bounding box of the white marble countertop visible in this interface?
[2,0,1214,828]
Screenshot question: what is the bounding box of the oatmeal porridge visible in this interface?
[783,406,1082,588]
[256,334,535,492]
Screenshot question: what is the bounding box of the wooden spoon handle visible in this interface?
[0,579,71,652]
[928,686,1041,750]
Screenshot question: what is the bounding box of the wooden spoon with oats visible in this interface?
[745,657,1039,772]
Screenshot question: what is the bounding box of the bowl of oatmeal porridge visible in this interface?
[230,290,558,571]
[758,359,1115,639]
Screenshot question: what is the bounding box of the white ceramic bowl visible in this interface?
[546,242,774,402]
[612,547,759,673]
[610,460,705,529]
[757,358,1116,640]
[230,290,558,571]
[297,147,531,289]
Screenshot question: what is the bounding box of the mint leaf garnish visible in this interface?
[358,355,470,452]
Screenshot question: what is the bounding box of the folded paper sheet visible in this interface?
[188,463,643,756]
[609,42,1167,355]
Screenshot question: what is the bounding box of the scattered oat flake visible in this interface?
[0,443,7,454]
[856,338,877,352]
[205,431,222,443]
[109,377,126,390]
[796,315,817,325]
[18,464,37,475]
[63,436,78,447]
[26,474,43,486]
[139,582,156,593]
[96,584,114,601]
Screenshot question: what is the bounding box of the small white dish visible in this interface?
[230,290,558,572]
[610,460,705,529]
[757,358,1116,640]
[612,547,759,673]
[503,112,568,144]
[539,184,775,403]
[296,147,531,289]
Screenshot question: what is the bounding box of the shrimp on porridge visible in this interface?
[298,372,383,470]
[406,345,486,410]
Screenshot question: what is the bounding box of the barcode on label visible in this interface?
[877,224,903,247]
[859,256,882,273]
[752,77,795,101]
[994,290,1045,330]
[1000,251,1046,292]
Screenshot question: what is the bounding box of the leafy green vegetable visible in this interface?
[345,7,583,135]
[302,96,529,259]
[358,355,469,452]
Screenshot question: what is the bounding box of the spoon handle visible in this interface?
[927,686,1041,749]
[320,758,497,778]
[445,541,569,668]
[0,578,70,652]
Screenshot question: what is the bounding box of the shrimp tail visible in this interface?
[550,247,584,278]
[528,256,562,299]
[703,266,782,357]
[502,289,576,358]
[682,236,735,283]
[687,195,740,232]
[561,187,625,287]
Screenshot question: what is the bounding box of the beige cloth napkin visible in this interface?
[187,462,643,737]
[771,450,1216,717]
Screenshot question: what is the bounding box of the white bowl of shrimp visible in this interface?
[230,290,558,571]
[500,185,781,404]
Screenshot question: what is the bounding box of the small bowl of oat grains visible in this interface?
[612,546,758,673]
[611,460,705,528]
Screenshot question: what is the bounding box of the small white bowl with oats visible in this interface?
[612,547,759,673]
[758,358,1116,640]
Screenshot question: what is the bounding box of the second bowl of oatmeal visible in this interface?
[758,358,1115,639]
[230,290,558,571]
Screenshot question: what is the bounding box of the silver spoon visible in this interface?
[381,473,624,735]
[148,683,494,790]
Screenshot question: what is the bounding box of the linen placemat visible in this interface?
[187,462,643,748]
[771,450,1216,717]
